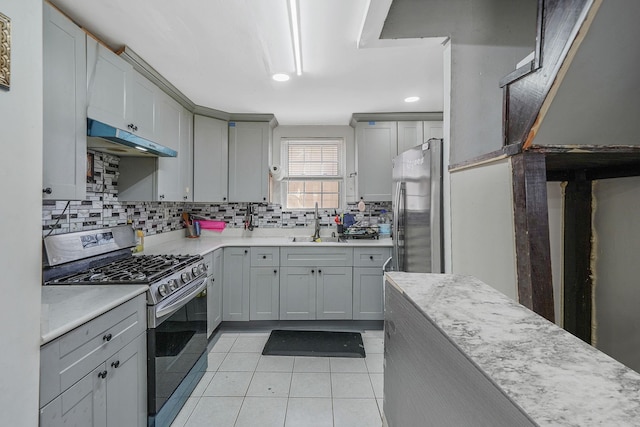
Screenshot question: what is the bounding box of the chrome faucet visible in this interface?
[313,202,320,240]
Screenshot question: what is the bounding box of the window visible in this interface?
[282,138,344,209]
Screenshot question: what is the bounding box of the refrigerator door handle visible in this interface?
[392,181,403,271]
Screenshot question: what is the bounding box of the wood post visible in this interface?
[511,152,555,322]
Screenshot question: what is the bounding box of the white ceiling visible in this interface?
[50,0,445,126]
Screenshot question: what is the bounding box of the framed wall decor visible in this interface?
[0,11,10,90]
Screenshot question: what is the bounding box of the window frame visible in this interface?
[280,137,346,210]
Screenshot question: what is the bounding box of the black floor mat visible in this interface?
[262,330,365,358]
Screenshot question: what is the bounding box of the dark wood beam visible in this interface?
[562,173,593,343]
[512,152,555,321]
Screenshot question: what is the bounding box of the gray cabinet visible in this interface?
[130,70,158,142]
[355,121,397,201]
[397,120,444,154]
[43,3,87,200]
[222,247,251,321]
[40,295,147,427]
[193,115,229,202]
[228,122,270,202]
[280,247,354,320]
[249,247,280,320]
[352,247,391,320]
[86,37,132,130]
[157,99,192,201]
[206,249,223,337]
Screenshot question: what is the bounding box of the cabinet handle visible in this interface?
[111,360,120,369]
[159,194,165,200]
[262,255,266,259]
[98,370,108,379]
[370,256,374,260]
[128,123,138,132]
[42,187,52,195]
[183,196,188,200]
[244,250,248,254]
[311,269,315,274]
[274,269,277,274]
[318,269,322,274]
[223,197,227,201]
[263,197,266,201]
[103,333,112,342]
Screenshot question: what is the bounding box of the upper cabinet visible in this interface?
[228,122,271,203]
[87,39,160,144]
[356,120,443,201]
[86,37,132,130]
[193,115,229,202]
[355,121,397,201]
[157,95,191,201]
[43,3,87,200]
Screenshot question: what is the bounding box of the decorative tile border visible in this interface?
[42,151,392,236]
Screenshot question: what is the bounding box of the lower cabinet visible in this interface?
[353,268,385,320]
[250,267,280,320]
[222,247,250,321]
[280,266,353,320]
[206,249,223,336]
[40,295,147,427]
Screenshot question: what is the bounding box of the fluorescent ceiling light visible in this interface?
[404,96,420,103]
[288,0,302,76]
[135,146,148,152]
[273,73,290,82]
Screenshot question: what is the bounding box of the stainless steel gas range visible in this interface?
[43,225,208,427]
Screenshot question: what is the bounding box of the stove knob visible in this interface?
[168,279,178,291]
[192,266,199,276]
[199,264,207,275]
[181,272,191,283]
[158,284,168,297]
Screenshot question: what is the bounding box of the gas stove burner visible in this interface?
[89,273,108,281]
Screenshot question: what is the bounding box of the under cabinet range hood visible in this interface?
[86,119,177,157]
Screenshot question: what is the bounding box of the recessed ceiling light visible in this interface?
[404,96,420,103]
[272,73,290,82]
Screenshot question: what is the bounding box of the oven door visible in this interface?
[147,277,208,418]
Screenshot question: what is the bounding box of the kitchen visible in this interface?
[4,0,640,426]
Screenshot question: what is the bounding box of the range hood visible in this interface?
[87,119,177,157]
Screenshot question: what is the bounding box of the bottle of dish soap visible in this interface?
[134,229,144,253]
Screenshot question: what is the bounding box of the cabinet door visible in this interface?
[356,121,397,201]
[193,115,229,202]
[397,121,424,154]
[279,267,316,320]
[43,3,87,200]
[105,333,146,427]
[353,267,384,320]
[223,248,250,321]
[423,121,444,140]
[129,70,157,141]
[316,267,353,320]
[250,267,280,320]
[156,95,184,201]
[180,107,194,202]
[40,364,107,427]
[87,38,132,130]
[207,249,224,336]
[228,122,270,202]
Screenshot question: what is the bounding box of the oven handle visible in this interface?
[155,277,207,320]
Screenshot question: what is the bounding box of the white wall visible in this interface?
[592,176,640,372]
[271,125,356,204]
[0,0,43,424]
[450,159,518,300]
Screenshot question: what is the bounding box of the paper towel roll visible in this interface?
[270,165,284,181]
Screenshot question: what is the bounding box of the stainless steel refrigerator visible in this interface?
[391,139,443,273]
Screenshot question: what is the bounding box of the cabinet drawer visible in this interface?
[353,247,392,268]
[280,247,353,267]
[40,294,146,407]
[250,247,280,267]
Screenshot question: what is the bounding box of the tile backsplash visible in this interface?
[42,151,391,237]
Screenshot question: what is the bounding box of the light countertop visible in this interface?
[41,285,148,345]
[140,229,392,256]
[385,272,640,426]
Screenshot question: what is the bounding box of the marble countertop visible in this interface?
[385,272,640,426]
[41,285,148,345]
[141,229,392,256]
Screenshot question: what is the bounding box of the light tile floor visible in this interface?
[171,330,384,427]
